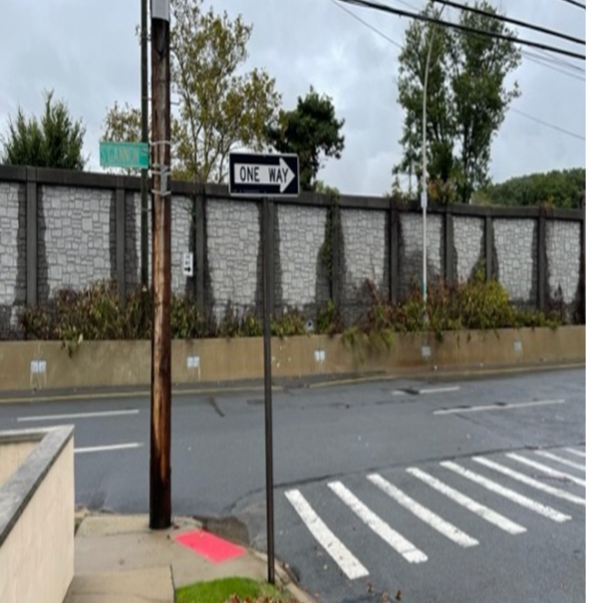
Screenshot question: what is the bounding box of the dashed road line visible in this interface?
[75,442,142,454]
[434,399,566,415]
[18,409,139,422]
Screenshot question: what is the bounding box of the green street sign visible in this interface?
[99,141,149,169]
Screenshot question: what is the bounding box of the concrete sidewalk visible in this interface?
[66,513,313,603]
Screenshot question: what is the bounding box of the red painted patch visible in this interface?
[175,530,246,563]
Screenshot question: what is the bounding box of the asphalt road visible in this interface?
[0,367,585,602]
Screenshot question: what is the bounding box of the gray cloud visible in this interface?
[0,0,585,195]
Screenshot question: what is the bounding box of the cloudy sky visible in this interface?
[0,0,585,195]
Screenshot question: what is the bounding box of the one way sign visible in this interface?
[229,152,299,197]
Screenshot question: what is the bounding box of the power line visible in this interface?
[523,50,585,80]
[510,107,585,141]
[557,0,585,9]
[335,0,586,60]
[393,0,586,72]
[329,0,403,48]
[333,0,585,80]
[429,0,585,46]
[534,47,585,72]
[523,51,585,80]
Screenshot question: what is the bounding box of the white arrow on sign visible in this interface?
[234,158,295,193]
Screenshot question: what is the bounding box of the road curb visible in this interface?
[306,361,585,389]
[250,550,317,603]
[0,361,583,405]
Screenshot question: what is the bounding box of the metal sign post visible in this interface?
[228,151,299,584]
[262,195,275,585]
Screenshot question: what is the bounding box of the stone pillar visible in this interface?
[195,194,206,311]
[537,211,547,312]
[115,177,126,305]
[26,168,38,307]
[389,202,400,302]
[444,209,454,284]
[485,215,494,281]
[331,203,341,305]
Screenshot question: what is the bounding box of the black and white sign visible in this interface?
[182,252,194,277]
[229,153,299,197]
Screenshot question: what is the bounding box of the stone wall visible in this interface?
[125,191,143,293]
[454,216,485,282]
[0,183,25,338]
[0,167,584,338]
[547,220,581,304]
[38,186,113,303]
[341,209,388,321]
[494,219,538,304]
[171,197,192,295]
[399,213,443,295]
[277,204,328,312]
[206,198,260,320]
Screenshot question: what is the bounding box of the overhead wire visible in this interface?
[334,0,586,60]
[556,0,585,9]
[428,0,585,46]
[511,107,587,143]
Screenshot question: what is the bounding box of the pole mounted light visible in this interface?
[421,5,446,309]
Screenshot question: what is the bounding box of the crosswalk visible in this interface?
[284,446,586,580]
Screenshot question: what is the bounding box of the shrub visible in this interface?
[354,271,564,344]
[271,308,307,338]
[18,272,569,345]
[217,303,263,339]
[316,299,343,336]
[172,294,208,340]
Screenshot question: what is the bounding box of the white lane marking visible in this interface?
[328,482,427,564]
[368,474,478,548]
[473,457,585,506]
[565,448,586,458]
[75,442,142,454]
[507,453,586,488]
[18,409,140,422]
[392,390,408,396]
[284,490,368,580]
[441,461,571,523]
[417,386,461,395]
[536,451,586,472]
[434,399,566,416]
[407,467,526,535]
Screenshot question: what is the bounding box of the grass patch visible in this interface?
[176,577,296,603]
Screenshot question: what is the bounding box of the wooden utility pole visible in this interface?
[141,0,149,287]
[149,0,172,530]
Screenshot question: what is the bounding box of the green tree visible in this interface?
[395,1,521,203]
[2,90,86,170]
[103,101,142,144]
[266,87,345,192]
[478,168,586,208]
[102,102,143,175]
[102,0,281,184]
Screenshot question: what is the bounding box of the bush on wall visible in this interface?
[349,269,564,347]
[19,272,568,345]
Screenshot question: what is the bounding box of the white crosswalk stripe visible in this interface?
[441,461,571,523]
[564,448,585,458]
[507,453,586,487]
[472,456,585,506]
[368,473,479,547]
[285,489,369,580]
[284,447,581,580]
[406,467,526,535]
[536,451,586,472]
[328,481,428,564]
